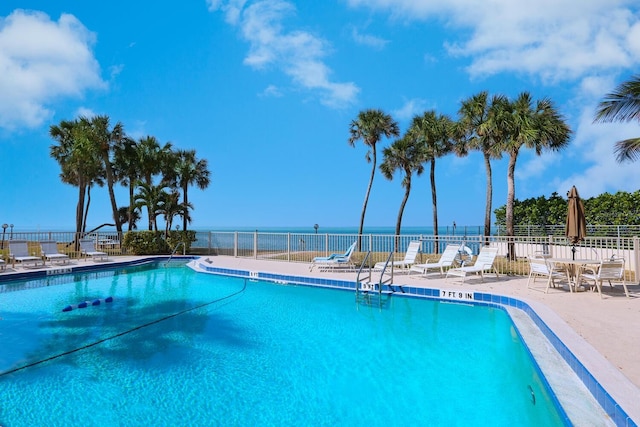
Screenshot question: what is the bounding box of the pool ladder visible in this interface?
[355,251,395,309]
[165,242,185,266]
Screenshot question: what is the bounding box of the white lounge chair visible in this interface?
[0,258,5,272]
[374,241,421,272]
[9,239,45,268]
[310,241,356,271]
[79,238,109,262]
[409,244,460,277]
[446,246,499,283]
[527,257,567,293]
[578,258,628,298]
[40,240,70,265]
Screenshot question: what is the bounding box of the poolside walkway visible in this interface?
[2,254,639,424]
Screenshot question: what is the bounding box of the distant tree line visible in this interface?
[493,190,640,227]
[49,115,211,237]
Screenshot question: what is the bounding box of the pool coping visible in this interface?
[191,258,638,427]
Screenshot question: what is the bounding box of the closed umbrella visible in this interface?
[565,185,587,259]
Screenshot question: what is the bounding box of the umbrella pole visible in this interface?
[571,245,576,260]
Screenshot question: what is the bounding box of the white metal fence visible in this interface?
[191,231,639,282]
[1,229,637,282]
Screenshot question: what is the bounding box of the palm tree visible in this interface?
[348,109,400,249]
[502,92,572,259]
[50,119,103,238]
[410,111,454,246]
[80,115,126,233]
[169,149,211,231]
[380,134,424,249]
[113,136,140,232]
[134,182,169,231]
[136,136,173,230]
[117,206,140,230]
[456,92,507,242]
[594,74,640,162]
[159,190,193,236]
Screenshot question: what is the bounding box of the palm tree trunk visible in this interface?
[395,179,411,251]
[506,152,518,260]
[430,159,439,253]
[483,152,493,245]
[358,148,377,251]
[102,153,122,233]
[83,186,92,234]
[182,184,189,231]
[75,183,86,250]
[128,181,134,232]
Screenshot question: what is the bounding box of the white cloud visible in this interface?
[0,10,106,131]
[75,107,96,118]
[259,84,283,97]
[210,0,359,108]
[351,27,389,50]
[346,0,640,83]
[554,105,640,198]
[393,98,429,122]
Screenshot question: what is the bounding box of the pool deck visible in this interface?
[2,254,639,424]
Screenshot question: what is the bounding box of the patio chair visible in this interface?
[527,257,567,293]
[79,238,109,262]
[0,258,5,272]
[578,258,628,298]
[409,244,460,277]
[8,239,45,268]
[374,241,421,272]
[40,240,70,265]
[310,241,356,271]
[446,246,499,283]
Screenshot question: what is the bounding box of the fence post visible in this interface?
[234,232,238,257]
[634,237,639,284]
[325,234,329,256]
[287,233,291,262]
[253,231,258,259]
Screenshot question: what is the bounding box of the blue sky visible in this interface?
[1,1,639,232]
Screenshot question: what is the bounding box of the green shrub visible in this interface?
[122,231,170,255]
[166,230,197,253]
[122,230,197,255]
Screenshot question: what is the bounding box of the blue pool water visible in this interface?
[0,263,566,426]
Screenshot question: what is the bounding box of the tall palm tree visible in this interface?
[113,136,140,232]
[502,92,572,259]
[456,92,507,242]
[169,149,211,231]
[80,115,126,233]
[380,134,424,249]
[348,109,399,249]
[137,136,173,186]
[594,74,640,162]
[50,119,103,238]
[136,136,173,230]
[410,111,454,246]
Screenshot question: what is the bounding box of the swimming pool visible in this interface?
[0,262,568,426]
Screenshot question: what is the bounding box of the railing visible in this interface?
[2,229,638,283]
[0,231,124,261]
[497,224,640,238]
[191,231,640,283]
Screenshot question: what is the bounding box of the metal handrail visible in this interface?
[165,242,185,266]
